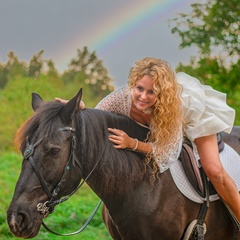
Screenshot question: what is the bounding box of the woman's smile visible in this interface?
[132,75,156,111]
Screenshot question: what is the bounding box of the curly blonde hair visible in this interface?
[128,57,183,177]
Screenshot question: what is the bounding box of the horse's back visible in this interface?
[222,126,240,154]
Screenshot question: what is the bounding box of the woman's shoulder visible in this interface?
[96,85,132,116]
[106,85,130,96]
[176,72,205,106]
[116,85,131,94]
[176,72,202,88]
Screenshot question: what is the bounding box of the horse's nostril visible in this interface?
[7,208,32,236]
[18,211,28,227]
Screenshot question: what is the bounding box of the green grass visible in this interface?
[0,152,112,239]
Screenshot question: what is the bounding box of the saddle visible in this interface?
[179,134,227,240]
[180,133,224,198]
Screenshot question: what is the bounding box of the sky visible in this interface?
[0,0,199,88]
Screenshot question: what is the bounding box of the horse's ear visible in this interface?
[61,88,83,124]
[31,93,44,111]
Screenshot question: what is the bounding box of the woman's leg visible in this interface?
[195,134,240,223]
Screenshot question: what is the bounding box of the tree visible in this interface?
[0,63,8,88]
[28,50,44,78]
[176,57,240,97]
[62,47,114,100]
[169,0,240,123]
[0,51,27,88]
[5,51,27,74]
[170,0,240,62]
[47,59,57,73]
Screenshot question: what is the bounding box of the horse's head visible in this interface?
[7,89,83,238]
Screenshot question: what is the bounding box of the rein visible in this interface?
[23,126,103,236]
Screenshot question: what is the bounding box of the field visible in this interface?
[0,152,112,240]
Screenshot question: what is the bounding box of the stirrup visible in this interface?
[183,219,207,240]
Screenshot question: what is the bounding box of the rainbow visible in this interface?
[56,0,191,71]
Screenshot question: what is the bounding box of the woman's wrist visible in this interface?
[132,138,139,151]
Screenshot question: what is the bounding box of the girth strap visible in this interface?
[188,171,209,240]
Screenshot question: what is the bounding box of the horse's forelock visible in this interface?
[15,116,36,149]
[15,101,64,148]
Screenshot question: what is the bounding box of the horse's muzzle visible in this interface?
[7,204,42,238]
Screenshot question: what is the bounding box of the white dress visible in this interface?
[96,72,235,172]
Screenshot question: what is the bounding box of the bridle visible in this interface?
[23,126,76,215]
[23,126,102,236]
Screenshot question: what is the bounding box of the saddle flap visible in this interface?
[181,143,204,197]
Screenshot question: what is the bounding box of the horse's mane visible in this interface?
[74,109,150,194]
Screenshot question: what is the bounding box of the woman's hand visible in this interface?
[55,97,69,104]
[108,128,136,149]
[55,97,85,109]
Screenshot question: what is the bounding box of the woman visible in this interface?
[56,57,240,224]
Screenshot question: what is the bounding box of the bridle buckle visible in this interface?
[24,144,34,159]
[37,201,50,218]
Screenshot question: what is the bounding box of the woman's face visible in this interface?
[132,75,157,111]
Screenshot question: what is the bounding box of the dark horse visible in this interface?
[7,89,239,239]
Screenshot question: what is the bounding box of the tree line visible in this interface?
[0,47,114,95]
[0,47,114,152]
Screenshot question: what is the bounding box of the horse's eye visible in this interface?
[49,148,60,156]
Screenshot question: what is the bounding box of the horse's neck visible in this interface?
[77,110,109,168]
[77,110,149,199]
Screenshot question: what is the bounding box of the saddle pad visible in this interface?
[170,144,240,203]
